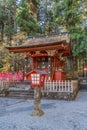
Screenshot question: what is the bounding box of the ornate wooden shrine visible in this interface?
[6,33,71,81]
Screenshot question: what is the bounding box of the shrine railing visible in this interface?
[42,80,78,93]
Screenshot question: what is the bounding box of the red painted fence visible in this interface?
[0,72,24,81]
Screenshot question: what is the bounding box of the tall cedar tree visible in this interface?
[54,0,87,57]
[16,0,41,36]
[0,5,8,41]
[0,0,17,44]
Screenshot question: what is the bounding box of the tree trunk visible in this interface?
[1,23,4,41]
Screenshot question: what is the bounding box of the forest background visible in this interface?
[0,0,87,72]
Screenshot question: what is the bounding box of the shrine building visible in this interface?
[6,33,71,81]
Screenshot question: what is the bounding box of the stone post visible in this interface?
[30,87,44,116]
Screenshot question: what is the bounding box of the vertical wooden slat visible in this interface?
[43,80,73,93]
[65,80,66,92]
[50,80,51,91]
[71,81,73,92]
[53,80,55,91]
[59,80,60,91]
[62,80,63,91]
[55,80,58,91]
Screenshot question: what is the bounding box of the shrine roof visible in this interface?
[27,69,48,75]
[6,33,70,53]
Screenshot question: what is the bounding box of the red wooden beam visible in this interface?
[8,44,68,53]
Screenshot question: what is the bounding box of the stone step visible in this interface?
[7,94,34,99]
[6,93,34,99]
[79,83,87,90]
[5,87,34,99]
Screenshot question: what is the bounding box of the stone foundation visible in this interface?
[42,80,79,100]
[42,91,78,100]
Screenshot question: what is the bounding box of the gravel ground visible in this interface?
[0,91,87,130]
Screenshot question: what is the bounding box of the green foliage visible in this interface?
[54,0,87,56]
[0,6,8,21]
[0,62,3,68]
[0,51,10,71]
[16,0,41,35]
[0,5,8,41]
[0,0,87,72]
[4,25,15,37]
[38,0,55,34]
[0,0,17,42]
